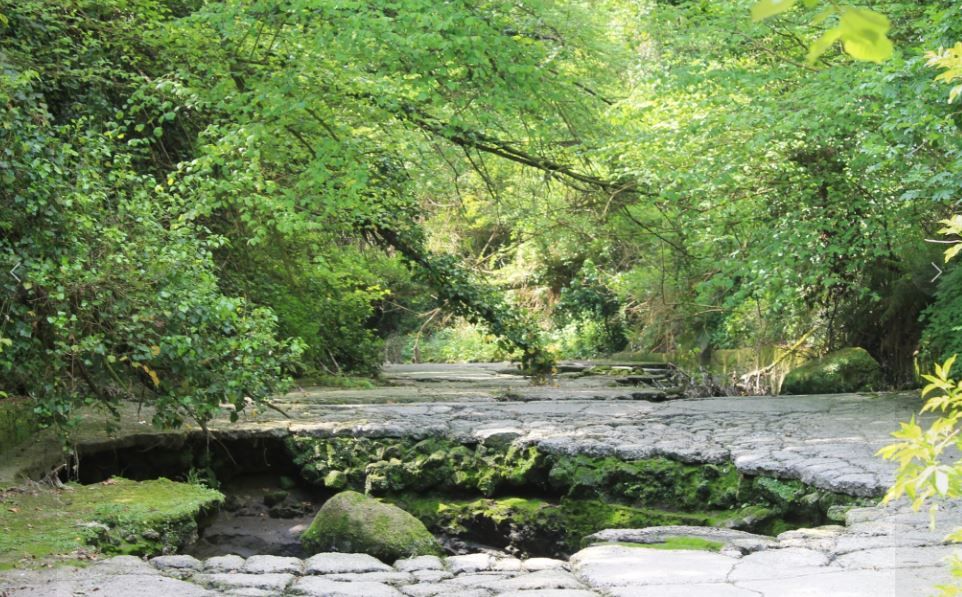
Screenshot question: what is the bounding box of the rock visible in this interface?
[522,557,567,571]
[223,494,244,512]
[204,554,246,572]
[474,426,523,447]
[242,554,303,574]
[495,592,598,597]
[193,572,294,592]
[827,504,852,523]
[728,547,831,581]
[445,553,494,574]
[569,544,737,588]
[410,570,453,582]
[605,585,757,597]
[781,347,882,394]
[492,557,523,571]
[325,470,348,489]
[304,552,393,575]
[739,568,949,597]
[394,555,445,571]
[290,577,403,597]
[97,555,164,575]
[301,491,441,562]
[584,526,774,554]
[325,571,415,584]
[263,490,289,507]
[480,569,585,592]
[399,585,489,597]
[225,590,277,597]
[150,554,203,571]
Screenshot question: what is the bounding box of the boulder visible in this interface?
[781,347,882,395]
[301,490,441,561]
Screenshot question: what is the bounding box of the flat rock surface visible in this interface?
[254,364,920,497]
[2,363,961,596]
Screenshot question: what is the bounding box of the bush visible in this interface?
[921,265,962,365]
[0,25,301,433]
[399,322,516,363]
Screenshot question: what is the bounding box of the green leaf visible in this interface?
[751,0,797,22]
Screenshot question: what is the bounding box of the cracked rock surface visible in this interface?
[1,363,959,596]
[260,363,922,497]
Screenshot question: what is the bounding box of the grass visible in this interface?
[0,477,222,569]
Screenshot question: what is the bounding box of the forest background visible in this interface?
[2,0,962,434]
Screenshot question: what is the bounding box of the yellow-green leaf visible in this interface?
[751,0,797,22]
[807,27,842,64]
[838,7,893,63]
[811,6,835,26]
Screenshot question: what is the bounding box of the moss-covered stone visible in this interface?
[546,455,746,510]
[285,436,547,497]
[286,436,750,508]
[0,477,223,569]
[286,435,869,556]
[388,494,764,556]
[301,490,441,561]
[781,347,882,394]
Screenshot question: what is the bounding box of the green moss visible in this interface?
[386,494,766,555]
[0,477,223,569]
[285,436,548,497]
[608,537,724,552]
[301,490,441,561]
[546,455,746,510]
[648,537,724,551]
[781,347,882,394]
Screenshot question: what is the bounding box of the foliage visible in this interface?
[0,1,302,435]
[752,0,893,63]
[929,42,962,103]
[3,0,962,443]
[920,266,962,364]
[397,322,515,364]
[554,260,628,356]
[880,223,962,594]
[880,356,962,510]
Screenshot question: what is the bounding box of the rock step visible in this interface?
[143,552,581,597]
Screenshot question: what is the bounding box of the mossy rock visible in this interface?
[0,477,223,569]
[781,347,882,395]
[301,490,441,561]
[388,494,774,556]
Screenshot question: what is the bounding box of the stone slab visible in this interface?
[291,576,403,597]
[305,552,393,574]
